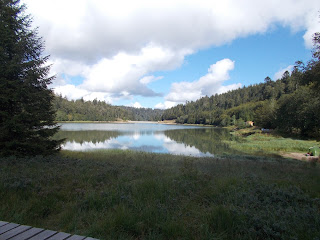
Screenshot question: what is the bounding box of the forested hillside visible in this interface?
[53,96,164,121]
[162,33,320,138]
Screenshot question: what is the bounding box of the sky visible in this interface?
[22,0,320,109]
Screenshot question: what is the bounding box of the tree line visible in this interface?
[53,95,164,122]
[162,33,320,139]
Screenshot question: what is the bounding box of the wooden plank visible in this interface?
[0,222,8,227]
[9,227,44,240]
[67,235,86,240]
[0,223,19,235]
[0,221,99,240]
[46,232,71,240]
[28,230,57,240]
[0,225,31,240]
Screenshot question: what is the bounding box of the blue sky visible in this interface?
[23,0,319,109]
[118,27,313,108]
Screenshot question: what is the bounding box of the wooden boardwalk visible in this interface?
[0,221,99,240]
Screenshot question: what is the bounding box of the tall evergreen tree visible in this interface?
[0,0,61,156]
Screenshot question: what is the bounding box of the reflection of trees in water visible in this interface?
[54,130,157,144]
[54,131,122,144]
[164,128,238,155]
[54,128,241,155]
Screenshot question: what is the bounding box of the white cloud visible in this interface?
[129,102,143,108]
[273,65,294,80]
[154,101,178,110]
[24,0,320,60]
[216,83,242,94]
[165,59,240,104]
[22,0,320,104]
[52,44,188,99]
[54,84,113,103]
[49,58,90,78]
[303,10,320,48]
[154,59,242,109]
[54,84,88,100]
[81,44,187,95]
[140,76,163,85]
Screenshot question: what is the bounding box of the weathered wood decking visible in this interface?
[0,221,99,240]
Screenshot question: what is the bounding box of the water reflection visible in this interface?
[164,128,238,155]
[54,123,235,157]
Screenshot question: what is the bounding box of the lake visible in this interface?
[55,122,237,157]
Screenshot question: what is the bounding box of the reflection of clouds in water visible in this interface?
[154,132,169,141]
[153,133,162,141]
[154,133,171,142]
[63,139,129,151]
[130,145,164,152]
[153,133,214,157]
[132,132,140,140]
[164,141,213,157]
[62,131,213,157]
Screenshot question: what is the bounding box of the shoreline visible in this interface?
[56,120,217,127]
[56,120,178,125]
[280,152,319,162]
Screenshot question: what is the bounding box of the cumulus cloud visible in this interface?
[128,102,143,108]
[22,0,320,104]
[54,84,113,103]
[154,101,178,110]
[54,85,88,100]
[273,65,294,80]
[24,0,320,60]
[79,44,186,96]
[157,59,241,108]
[53,45,188,100]
[52,45,188,100]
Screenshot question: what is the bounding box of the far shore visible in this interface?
[56,120,218,127]
[56,120,179,124]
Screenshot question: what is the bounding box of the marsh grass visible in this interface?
[0,150,319,239]
[227,129,319,155]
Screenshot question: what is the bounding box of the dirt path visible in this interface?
[281,152,319,162]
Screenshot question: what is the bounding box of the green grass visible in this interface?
[226,128,319,155]
[0,150,319,239]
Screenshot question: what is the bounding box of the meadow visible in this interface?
[0,150,319,239]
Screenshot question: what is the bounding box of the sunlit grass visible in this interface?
[227,128,319,155]
[0,150,319,239]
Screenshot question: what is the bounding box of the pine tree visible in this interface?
[0,0,62,156]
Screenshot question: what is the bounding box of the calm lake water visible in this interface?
[55,122,236,157]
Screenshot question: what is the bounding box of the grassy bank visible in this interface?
[0,151,319,239]
[226,127,319,155]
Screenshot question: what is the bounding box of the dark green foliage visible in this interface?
[275,33,320,138]
[276,86,320,137]
[254,99,277,129]
[162,78,289,126]
[0,0,61,156]
[53,95,164,121]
